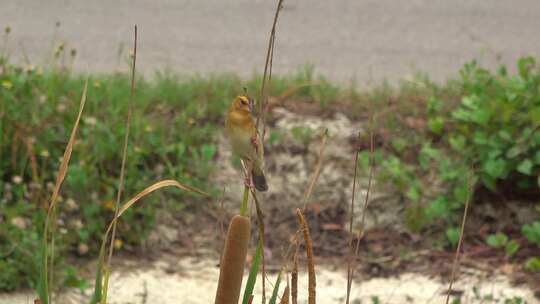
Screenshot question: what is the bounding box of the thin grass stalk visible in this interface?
[257,0,284,140]
[291,239,298,304]
[240,185,250,216]
[348,116,376,301]
[445,170,474,304]
[301,129,328,210]
[296,209,316,304]
[102,24,137,304]
[250,190,267,303]
[268,271,283,304]
[38,78,88,304]
[345,145,360,304]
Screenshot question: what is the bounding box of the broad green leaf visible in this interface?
[446,227,460,248]
[517,159,533,175]
[524,257,540,272]
[483,158,506,179]
[506,146,523,158]
[426,196,449,219]
[428,116,444,134]
[505,240,520,257]
[449,135,466,151]
[534,151,540,165]
[486,233,508,248]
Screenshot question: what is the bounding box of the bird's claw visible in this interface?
[244,176,255,190]
[251,136,258,152]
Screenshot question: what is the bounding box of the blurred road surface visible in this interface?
[2,0,540,84]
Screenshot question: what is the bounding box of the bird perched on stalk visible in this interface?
[225,95,268,192]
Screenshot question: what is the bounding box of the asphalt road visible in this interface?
[2,1,540,84]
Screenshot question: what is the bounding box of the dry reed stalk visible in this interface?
[279,285,290,304]
[250,190,267,303]
[445,170,474,304]
[345,145,360,304]
[301,129,328,210]
[106,23,137,265]
[215,215,252,304]
[41,78,88,304]
[346,116,375,303]
[296,209,316,304]
[291,239,298,304]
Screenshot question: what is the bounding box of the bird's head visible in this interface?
[231,95,253,113]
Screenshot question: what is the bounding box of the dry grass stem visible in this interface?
[250,190,267,303]
[279,285,290,304]
[296,209,316,304]
[348,116,376,302]
[103,25,138,303]
[301,129,328,210]
[445,170,474,304]
[291,240,299,304]
[42,78,88,303]
[257,0,284,142]
[345,145,360,304]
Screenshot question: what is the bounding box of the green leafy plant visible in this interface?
[486,233,520,257]
[522,220,540,246]
[524,257,540,272]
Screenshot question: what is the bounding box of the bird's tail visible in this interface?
[252,165,268,192]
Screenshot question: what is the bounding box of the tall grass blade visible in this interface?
[37,78,88,304]
[89,245,105,304]
[268,271,282,304]
[91,179,209,303]
[242,238,263,304]
[102,25,138,304]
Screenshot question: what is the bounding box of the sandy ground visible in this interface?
[2,1,540,84]
[0,256,536,304]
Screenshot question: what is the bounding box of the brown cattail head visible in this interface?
[214,215,251,304]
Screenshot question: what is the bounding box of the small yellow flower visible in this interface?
[40,150,50,158]
[93,81,101,88]
[2,80,13,90]
[114,239,123,249]
[102,200,115,210]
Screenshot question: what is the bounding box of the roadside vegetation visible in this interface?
[0,22,539,302]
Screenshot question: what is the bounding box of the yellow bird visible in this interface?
[225,95,268,192]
